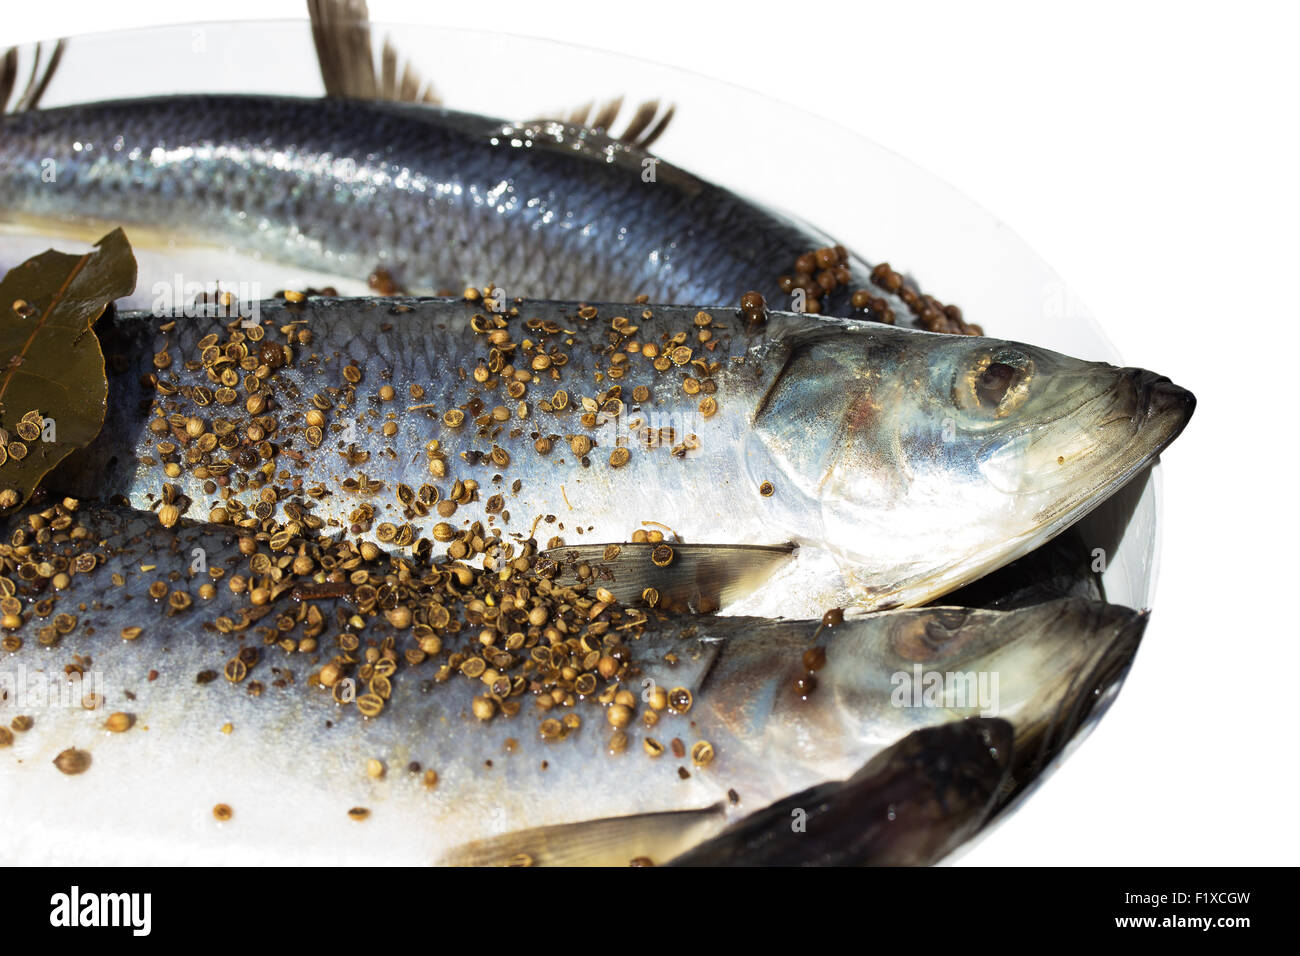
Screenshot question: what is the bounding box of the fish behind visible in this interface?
[0,504,1145,865]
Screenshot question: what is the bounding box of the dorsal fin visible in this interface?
[307,1,673,146]
[1,39,64,113]
[308,0,439,104]
[539,96,677,150]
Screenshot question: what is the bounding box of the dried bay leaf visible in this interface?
[0,228,136,513]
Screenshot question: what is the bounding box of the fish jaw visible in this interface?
[745,322,1195,611]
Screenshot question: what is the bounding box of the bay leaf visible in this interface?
[0,228,137,513]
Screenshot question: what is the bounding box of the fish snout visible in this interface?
[1118,366,1197,424]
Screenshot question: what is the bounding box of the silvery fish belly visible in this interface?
[55,296,1193,616]
[0,505,1143,866]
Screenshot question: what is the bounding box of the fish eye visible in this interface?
[976,362,1020,408]
[955,349,1033,416]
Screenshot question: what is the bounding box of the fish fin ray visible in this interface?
[2,39,64,113]
[588,95,624,131]
[309,0,439,104]
[531,97,677,149]
[441,804,726,867]
[542,541,796,614]
[0,47,16,113]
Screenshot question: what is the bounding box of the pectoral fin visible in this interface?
[441,803,727,867]
[542,542,795,614]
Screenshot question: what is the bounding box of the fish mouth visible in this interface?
[1048,365,1195,501]
[1116,366,1197,438]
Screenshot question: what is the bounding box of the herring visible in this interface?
[55,296,1194,617]
[0,92,870,314]
[0,505,1144,866]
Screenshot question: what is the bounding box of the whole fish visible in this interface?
[50,295,1193,617]
[0,2,987,337]
[0,504,1144,865]
[0,92,879,316]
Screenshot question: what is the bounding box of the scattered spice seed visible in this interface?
[53,747,91,775]
[472,696,496,721]
[691,741,715,766]
[104,712,134,733]
[212,803,233,822]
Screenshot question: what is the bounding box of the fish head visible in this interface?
[745,323,1194,608]
[699,597,1145,784]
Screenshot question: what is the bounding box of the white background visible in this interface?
[6,1,1296,865]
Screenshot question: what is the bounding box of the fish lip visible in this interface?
[1118,366,1197,432]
